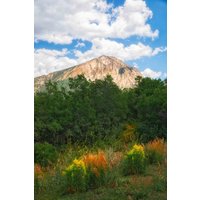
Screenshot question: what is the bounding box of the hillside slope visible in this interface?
[34,55,143,91]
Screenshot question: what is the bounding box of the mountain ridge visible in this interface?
[34,55,143,91]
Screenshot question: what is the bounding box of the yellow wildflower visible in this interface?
[127,144,145,158]
[65,159,86,175]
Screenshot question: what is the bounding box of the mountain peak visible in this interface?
[98,55,110,59]
[97,55,123,62]
[89,55,127,68]
[34,56,143,91]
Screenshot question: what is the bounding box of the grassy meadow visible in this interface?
[35,138,166,200]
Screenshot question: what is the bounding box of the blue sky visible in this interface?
[34,0,167,79]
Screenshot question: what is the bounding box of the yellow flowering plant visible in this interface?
[63,159,87,193]
[122,144,146,175]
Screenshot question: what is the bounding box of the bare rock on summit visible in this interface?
[34,55,143,91]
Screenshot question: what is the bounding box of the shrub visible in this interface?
[122,144,146,175]
[121,124,136,143]
[106,148,123,168]
[34,170,67,200]
[63,159,87,193]
[34,164,44,178]
[145,138,165,164]
[153,175,167,192]
[34,142,58,167]
[34,164,43,196]
[82,151,108,188]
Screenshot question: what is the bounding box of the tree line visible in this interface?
[34,75,167,146]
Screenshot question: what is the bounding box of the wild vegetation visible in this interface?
[34,75,167,200]
[35,75,166,146]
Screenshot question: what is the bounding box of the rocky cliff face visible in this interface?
[34,55,143,91]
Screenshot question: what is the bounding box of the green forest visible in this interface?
[35,75,167,146]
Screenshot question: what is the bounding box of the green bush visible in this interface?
[122,144,146,175]
[153,175,167,192]
[85,167,106,189]
[34,142,58,167]
[146,150,163,165]
[34,170,67,200]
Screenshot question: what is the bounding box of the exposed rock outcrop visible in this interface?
[34,55,143,91]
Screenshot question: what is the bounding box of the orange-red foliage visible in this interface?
[146,138,165,154]
[34,164,43,178]
[82,151,107,176]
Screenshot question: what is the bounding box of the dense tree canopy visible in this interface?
[126,78,167,142]
[34,75,167,146]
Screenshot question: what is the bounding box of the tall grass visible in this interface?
[35,141,167,200]
[82,151,108,188]
[145,138,166,164]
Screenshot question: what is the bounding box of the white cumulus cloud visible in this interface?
[34,0,158,44]
[75,38,166,63]
[34,48,77,77]
[75,42,86,48]
[141,68,162,79]
[35,34,73,45]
